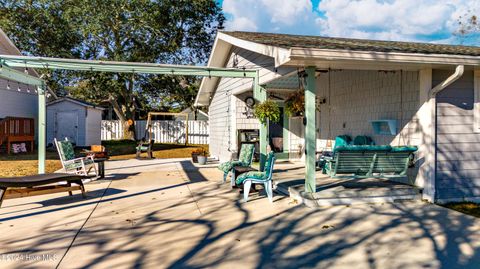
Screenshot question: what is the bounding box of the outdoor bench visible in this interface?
[0,173,91,207]
[323,145,417,179]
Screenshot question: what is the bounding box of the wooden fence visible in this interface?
[101,120,209,144]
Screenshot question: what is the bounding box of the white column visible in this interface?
[417,68,435,202]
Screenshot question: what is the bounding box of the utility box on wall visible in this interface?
[47,97,104,147]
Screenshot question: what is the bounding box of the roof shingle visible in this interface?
[222,31,480,56]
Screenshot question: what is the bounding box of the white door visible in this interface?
[56,111,78,144]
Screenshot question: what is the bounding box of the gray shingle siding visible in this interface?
[435,70,480,201]
[316,70,420,146]
[208,47,286,162]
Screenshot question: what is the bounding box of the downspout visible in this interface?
[427,65,464,201]
[429,65,464,96]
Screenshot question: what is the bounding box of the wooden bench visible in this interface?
[324,145,417,179]
[0,173,91,207]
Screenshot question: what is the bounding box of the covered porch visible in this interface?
[249,61,464,204]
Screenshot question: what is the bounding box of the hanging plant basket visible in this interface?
[253,100,281,125]
[285,90,305,117]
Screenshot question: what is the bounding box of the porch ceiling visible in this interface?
[264,72,300,90]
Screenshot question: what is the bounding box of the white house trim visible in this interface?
[289,47,480,66]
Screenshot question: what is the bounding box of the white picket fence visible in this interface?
[101,120,209,144]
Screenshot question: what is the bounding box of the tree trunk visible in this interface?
[122,119,135,140]
[109,95,135,140]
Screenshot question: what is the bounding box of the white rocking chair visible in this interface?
[54,138,97,176]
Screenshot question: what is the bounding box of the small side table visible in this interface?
[94,158,107,179]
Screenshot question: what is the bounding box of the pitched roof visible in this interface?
[47,97,104,109]
[222,31,480,56]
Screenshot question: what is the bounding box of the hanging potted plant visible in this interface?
[197,149,209,165]
[253,100,281,125]
[284,90,305,117]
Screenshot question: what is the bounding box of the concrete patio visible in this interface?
[0,158,479,268]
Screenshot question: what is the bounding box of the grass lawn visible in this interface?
[443,202,480,218]
[0,141,208,177]
[0,152,62,177]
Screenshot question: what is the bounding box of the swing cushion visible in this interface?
[334,145,392,152]
[353,135,374,146]
[333,135,352,150]
[391,146,418,152]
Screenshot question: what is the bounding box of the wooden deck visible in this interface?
[0,117,35,154]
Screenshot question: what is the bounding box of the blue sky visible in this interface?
[216,0,480,45]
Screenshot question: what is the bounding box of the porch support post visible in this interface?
[38,83,46,174]
[418,68,434,201]
[304,67,317,193]
[253,70,267,170]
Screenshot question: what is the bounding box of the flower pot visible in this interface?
[197,155,207,165]
[191,153,199,163]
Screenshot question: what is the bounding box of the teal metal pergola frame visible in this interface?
[0,55,266,175]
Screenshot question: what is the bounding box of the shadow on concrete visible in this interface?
[1,163,479,269]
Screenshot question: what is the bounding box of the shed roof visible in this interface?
[223,31,480,56]
[47,97,104,110]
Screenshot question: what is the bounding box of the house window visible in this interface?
[474,70,480,132]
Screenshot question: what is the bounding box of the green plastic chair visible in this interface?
[218,143,255,184]
[236,151,275,203]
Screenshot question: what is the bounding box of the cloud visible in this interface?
[316,0,480,42]
[221,0,480,44]
[222,0,315,33]
[261,0,312,25]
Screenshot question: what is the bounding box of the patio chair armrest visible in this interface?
[64,157,87,164]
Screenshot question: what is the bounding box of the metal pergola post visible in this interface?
[0,55,261,174]
[253,70,267,170]
[37,82,47,173]
[304,67,317,193]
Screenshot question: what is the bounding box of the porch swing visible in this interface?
[318,69,417,178]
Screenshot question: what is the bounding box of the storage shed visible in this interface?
[47,97,104,147]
